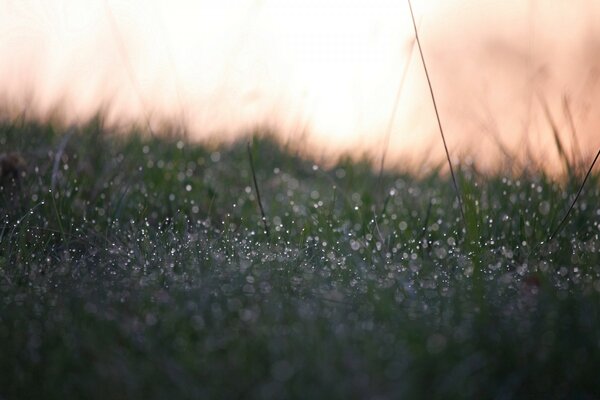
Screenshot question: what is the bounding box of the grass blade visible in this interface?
[247,141,270,238]
[377,36,417,197]
[407,0,466,229]
[538,95,572,175]
[548,148,600,241]
[562,95,583,172]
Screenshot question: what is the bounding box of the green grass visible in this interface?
[1,117,600,399]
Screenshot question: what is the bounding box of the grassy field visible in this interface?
[1,117,600,399]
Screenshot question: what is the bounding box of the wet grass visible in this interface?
[1,118,600,399]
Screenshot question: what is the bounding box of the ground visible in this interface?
[1,117,600,399]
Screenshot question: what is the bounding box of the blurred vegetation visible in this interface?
[1,117,600,399]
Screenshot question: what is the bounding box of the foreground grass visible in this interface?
[1,118,600,399]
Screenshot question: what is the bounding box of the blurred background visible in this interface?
[1,0,599,171]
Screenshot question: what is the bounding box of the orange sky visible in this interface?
[1,0,600,172]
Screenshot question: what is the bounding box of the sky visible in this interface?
[1,0,600,171]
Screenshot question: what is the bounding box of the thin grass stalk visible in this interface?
[538,95,572,175]
[407,0,466,228]
[548,148,600,241]
[377,37,417,197]
[247,141,270,238]
[562,95,583,172]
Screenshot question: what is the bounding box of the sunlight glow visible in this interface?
[1,0,599,171]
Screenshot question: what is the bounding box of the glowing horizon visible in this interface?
[1,0,600,171]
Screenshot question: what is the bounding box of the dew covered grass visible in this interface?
[1,118,600,399]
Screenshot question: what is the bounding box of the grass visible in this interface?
[1,116,600,399]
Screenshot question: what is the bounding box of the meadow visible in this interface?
[1,117,600,399]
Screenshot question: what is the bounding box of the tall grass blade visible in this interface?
[377,37,417,196]
[548,148,600,241]
[562,95,583,172]
[407,0,466,229]
[247,141,270,238]
[538,95,572,175]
